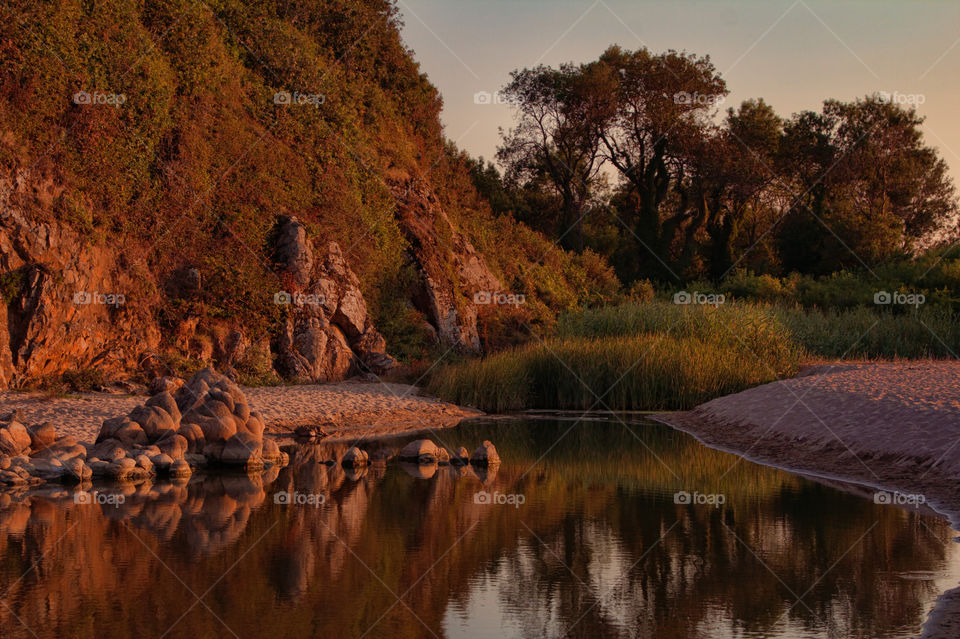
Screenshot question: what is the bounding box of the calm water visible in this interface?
[0,417,956,639]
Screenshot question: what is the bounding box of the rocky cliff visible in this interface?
[0,166,510,389]
[0,169,160,387]
[391,177,502,352]
[0,0,616,389]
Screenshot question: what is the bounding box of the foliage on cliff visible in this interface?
[0,0,617,366]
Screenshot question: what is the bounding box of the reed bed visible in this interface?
[429,300,958,412]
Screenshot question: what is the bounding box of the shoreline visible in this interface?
[653,360,960,639]
[653,361,960,526]
[0,380,482,445]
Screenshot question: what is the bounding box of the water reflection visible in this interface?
[0,418,956,639]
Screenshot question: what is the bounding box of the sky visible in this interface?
[395,0,960,182]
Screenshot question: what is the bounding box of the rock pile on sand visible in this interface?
[0,413,92,486]
[0,367,288,487]
[94,367,288,474]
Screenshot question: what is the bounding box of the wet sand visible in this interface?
[654,360,960,639]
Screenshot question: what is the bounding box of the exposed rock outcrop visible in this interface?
[272,216,396,382]
[0,169,160,387]
[0,168,502,388]
[391,178,502,352]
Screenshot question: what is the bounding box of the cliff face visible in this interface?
[0,166,504,388]
[392,177,501,352]
[0,0,615,388]
[0,169,159,386]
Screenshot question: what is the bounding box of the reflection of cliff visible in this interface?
[0,420,956,639]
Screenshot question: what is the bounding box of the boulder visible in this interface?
[196,414,237,443]
[261,438,283,464]
[64,457,90,482]
[358,351,397,377]
[115,422,148,447]
[218,431,263,468]
[87,459,112,477]
[240,413,265,439]
[87,440,127,462]
[341,447,368,468]
[233,400,250,423]
[149,376,185,395]
[27,422,57,450]
[97,416,133,443]
[207,388,235,413]
[437,447,451,465]
[453,446,470,465]
[399,439,440,464]
[178,423,205,453]
[146,391,182,424]
[157,433,187,461]
[29,459,66,480]
[150,453,174,472]
[129,405,177,440]
[32,437,86,463]
[470,441,500,466]
[135,454,153,473]
[0,422,31,455]
[106,458,138,481]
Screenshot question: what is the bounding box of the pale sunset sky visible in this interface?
[397,0,960,182]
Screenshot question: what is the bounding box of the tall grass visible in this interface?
[560,301,960,359]
[428,300,959,412]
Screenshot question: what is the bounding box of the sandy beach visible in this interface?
[656,361,960,521]
[655,360,960,638]
[0,380,482,444]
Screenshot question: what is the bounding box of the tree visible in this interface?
[776,96,958,273]
[590,46,728,280]
[705,99,784,279]
[497,62,615,251]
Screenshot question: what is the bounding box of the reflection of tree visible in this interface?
[0,419,954,639]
